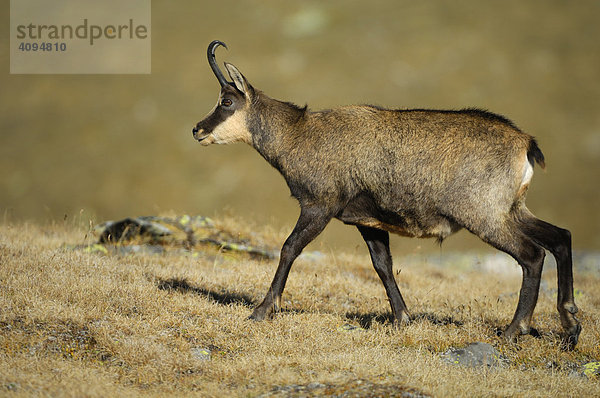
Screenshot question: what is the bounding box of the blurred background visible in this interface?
[1,0,599,254]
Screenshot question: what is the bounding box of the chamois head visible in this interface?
[192,40,254,146]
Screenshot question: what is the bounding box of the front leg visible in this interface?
[250,205,333,321]
[358,226,411,325]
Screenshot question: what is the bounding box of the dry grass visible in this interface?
[1,219,599,397]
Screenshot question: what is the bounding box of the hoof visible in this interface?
[248,309,267,322]
[248,304,277,322]
[502,331,518,344]
[503,323,528,343]
[392,312,411,328]
[400,312,411,325]
[561,323,582,351]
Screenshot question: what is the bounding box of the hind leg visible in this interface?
[520,214,581,348]
[502,238,546,341]
[473,219,546,341]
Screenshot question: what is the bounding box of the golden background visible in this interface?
[1,1,599,252]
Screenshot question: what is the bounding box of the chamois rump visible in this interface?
[192,40,581,349]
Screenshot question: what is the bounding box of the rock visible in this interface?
[204,240,275,259]
[442,342,506,368]
[582,361,600,379]
[258,379,429,397]
[190,347,211,361]
[76,215,278,260]
[97,217,173,243]
[121,244,165,255]
[82,243,108,254]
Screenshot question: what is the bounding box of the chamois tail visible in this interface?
[528,139,546,170]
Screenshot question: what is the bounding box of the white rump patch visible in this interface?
[520,154,534,189]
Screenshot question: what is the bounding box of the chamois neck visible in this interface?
[249,92,307,167]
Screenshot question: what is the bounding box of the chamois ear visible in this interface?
[224,62,252,96]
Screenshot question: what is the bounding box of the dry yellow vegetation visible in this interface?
[1,218,599,397]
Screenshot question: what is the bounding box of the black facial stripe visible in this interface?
[197,107,234,135]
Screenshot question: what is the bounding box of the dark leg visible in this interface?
[476,221,546,341]
[503,240,545,341]
[249,206,332,321]
[521,217,581,348]
[357,226,410,325]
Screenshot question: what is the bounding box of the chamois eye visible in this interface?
[221,98,233,107]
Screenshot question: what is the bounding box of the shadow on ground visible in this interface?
[346,311,464,329]
[157,277,255,307]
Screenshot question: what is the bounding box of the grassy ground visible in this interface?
[1,218,599,397]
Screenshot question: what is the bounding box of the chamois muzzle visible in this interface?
[207,40,231,88]
[192,123,207,141]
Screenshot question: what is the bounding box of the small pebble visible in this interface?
[442,342,506,368]
[190,347,211,361]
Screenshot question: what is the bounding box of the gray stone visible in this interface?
[442,342,505,368]
[190,347,211,361]
[89,215,278,259]
[258,379,429,397]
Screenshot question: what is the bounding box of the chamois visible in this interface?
[192,40,581,349]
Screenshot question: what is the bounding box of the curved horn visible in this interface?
[207,40,230,88]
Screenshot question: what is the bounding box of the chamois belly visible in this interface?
[337,194,461,239]
[351,217,460,239]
